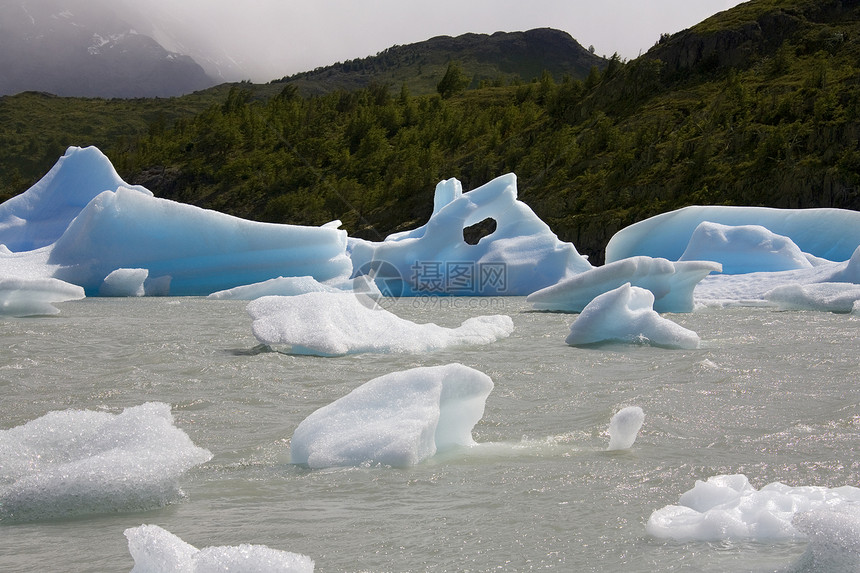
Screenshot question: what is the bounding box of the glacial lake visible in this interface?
[1,296,858,572]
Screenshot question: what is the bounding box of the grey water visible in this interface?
[1,296,858,572]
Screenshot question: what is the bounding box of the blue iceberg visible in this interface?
[349,174,592,296]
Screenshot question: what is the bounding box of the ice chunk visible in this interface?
[247,292,513,356]
[0,146,152,252]
[0,402,212,522]
[208,274,382,301]
[349,174,592,296]
[527,256,720,313]
[607,406,645,451]
[0,276,85,317]
[646,474,860,541]
[99,268,148,297]
[679,221,813,274]
[606,205,860,264]
[290,364,494,468]
[829,243,860,283]
[125,524,314,572]
[208,276,341,300]
[790,506,860,570]
[565,283,700,349]
[47,187,352,296]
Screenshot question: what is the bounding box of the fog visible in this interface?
[33,0,746,82]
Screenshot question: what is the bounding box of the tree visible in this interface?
[437,62,470,99]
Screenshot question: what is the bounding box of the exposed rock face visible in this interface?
[643,1,860,76]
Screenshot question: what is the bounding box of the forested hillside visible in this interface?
[2,0,860,263]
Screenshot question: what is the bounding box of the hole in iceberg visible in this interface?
[463,217,497,245]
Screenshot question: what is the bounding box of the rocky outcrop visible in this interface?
[645,10,803,75]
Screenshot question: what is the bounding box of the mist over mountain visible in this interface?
[0,0,216,98]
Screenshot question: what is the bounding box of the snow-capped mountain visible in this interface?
[0,0,216,98]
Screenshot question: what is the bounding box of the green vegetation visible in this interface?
[1,0,859,263]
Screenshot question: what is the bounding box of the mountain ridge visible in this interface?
[276,28,608,95]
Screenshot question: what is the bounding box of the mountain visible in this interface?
[0,0,216,98]
[277,28,608,95]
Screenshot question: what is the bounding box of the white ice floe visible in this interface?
[606,205,860,264]
[695,244,860,305]
[125,524,314,572]
[0,402,212,522]
[208,275,341,300]
[349,174,592,296]
[207,274,381,300]
[98,268,149,297]
[565,283,700,349]
[607,406,645,451]
[0,276,85,317]
[789,505,860,570]
[247,292,513,356]
[646,474,860,541]
[528,256,720,313]
[764,282,860,312]
[290,363,494,468]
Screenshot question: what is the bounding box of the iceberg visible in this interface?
[679,221,813,274]
[349,174,592,296]
[0,146,353,297]
[48,186,352,296]
[247,292,513,356]
[607,406,645,451]
[646,474,860,541]
[0,276,85,316]
[527,256,720,313]
[565,283,700,349]
[7,146,860,312]
[290,363,494,468]
[125,524,315,573]
[606,205,860,264]
[0,146,152,252]
[0,402,212,522]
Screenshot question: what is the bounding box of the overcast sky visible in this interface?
[140,0,747,82]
